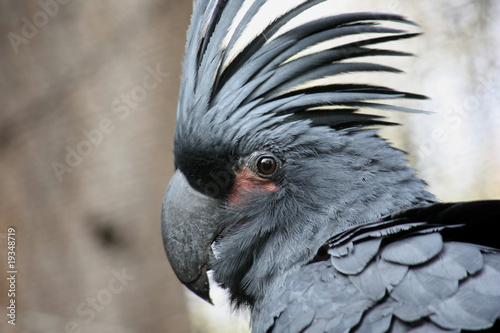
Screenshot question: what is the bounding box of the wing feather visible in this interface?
[255,201,500,332]
[381,233,443,266]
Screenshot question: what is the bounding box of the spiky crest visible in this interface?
[176,0,427,139]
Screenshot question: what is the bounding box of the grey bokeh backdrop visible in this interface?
[0,1,499,333]
[1,1,192,332]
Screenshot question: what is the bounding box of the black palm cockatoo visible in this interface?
[161,0,500,331]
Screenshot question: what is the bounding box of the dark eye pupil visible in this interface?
[258,157,276,175]
[262,159,273,170]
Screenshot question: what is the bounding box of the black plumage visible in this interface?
[161,1,500,332]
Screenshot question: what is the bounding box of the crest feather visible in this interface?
[177,0,427,132]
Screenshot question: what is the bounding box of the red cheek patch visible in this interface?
[228,167,279,207]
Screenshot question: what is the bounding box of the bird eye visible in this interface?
[257,156,277,176]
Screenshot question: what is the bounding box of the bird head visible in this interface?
[162,0,435,307]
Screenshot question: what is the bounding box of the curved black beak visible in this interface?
[161,170,219,304]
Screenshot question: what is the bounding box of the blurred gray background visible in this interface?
[0,1,498,333]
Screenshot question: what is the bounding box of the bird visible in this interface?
[161,0,500,332]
